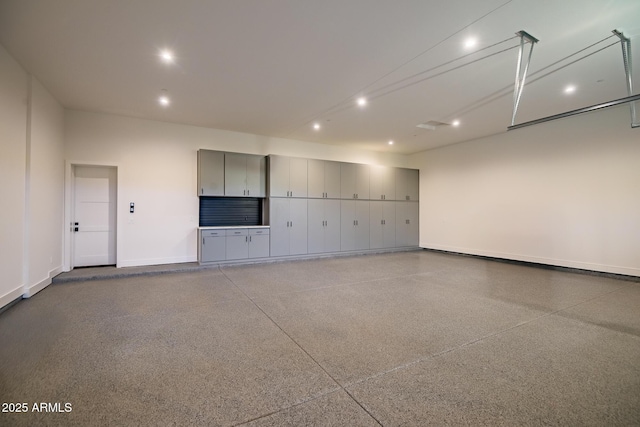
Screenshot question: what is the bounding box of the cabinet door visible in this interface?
[201,236,226,262]
[289,198,308,255]
[340,200,356,251]
[407,202,419,246]
[355,164,370,200]
[354,200,370,250]
[382,202,396,248]
[369,166,386,200]
[269,198,290,256]
[382,167,396,201]
[324,161,341,199]
[307,199,325,253]
[225,153,247,196]
[307,159,325,198]
[226,232,249,260]
[289,157,308,198]
[198,150,225,196]
[407,169,419,201]
[340,163,355,199]
[395,202,408,247]
[246,155,266,197]
[249,229,270,258]
[324,199,341,252]
[395,168,409,201]
[269,156,289,197]
[369,201,384,249]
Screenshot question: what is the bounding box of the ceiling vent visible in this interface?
[416,120,449,131]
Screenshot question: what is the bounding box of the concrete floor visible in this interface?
[1,250,639,426]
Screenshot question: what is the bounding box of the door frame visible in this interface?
[64,161,121,271]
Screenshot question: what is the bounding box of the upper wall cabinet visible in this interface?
[369,165,396,201]
[268,155,308,198]
[225,153,266,197]
[198,150,225,196]
[395,168,419,201]
[340,162,370,200]
[308,159,341,199]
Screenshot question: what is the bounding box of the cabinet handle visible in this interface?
[201,188,203,194]
[353,220,356,226]
[353,193,356,199]
[250,236,252,242]
[246,236,248,242]
[381,220,384,225]
[356,220,359,225]
[247,190,250,195]
[291,221,293,227]
[202,238,205,245]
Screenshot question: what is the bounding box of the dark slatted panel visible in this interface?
[199,197,262,226]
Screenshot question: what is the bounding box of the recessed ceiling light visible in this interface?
[564,85,576,94]
[452,120,461,127]
[464,37,477,49]
[356,97,367,107]
[159,49,175,64]
[158,90,170,107]
[313,122,321,130]
[388,140,394,145]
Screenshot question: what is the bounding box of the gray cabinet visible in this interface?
[226,228,249,260]
[370,201,396,249]
[308,199,341,254]
[340,163,370,200]
[268,155,308,198]
[198,150,225,196]
[340,200,369,251]
[308,159,341,199]
[395,168,419,201]
[369,165,395,201]
[200,229,226,262]
[225,153,266,197]
[269,198,308,256]
[199,227,270,263]
[248,228,270,258]
[395,202,419,247]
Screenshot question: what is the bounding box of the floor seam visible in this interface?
[219,267,384,426]
[343,285,633,389]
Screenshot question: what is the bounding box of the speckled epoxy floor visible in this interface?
[1,251,639,426]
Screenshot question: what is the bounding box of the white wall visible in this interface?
[0,43,27,307]
[413,105,640,277]
[0,43,64,309]
[64,110,409,268]
[25,78,64,296]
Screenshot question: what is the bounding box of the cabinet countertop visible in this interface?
[198,226,270,230]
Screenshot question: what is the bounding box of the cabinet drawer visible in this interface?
[249,228,270,236]
[201,230,225,237]
[226,228,248,236]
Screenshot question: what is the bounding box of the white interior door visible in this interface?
[73,166,116,267]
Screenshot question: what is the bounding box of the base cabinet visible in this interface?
[308,199,341,254]
[201,230,226,262]
[199,227,270,263]
[269,198,308,256]
[340,200,370,251]
[395,202,419,247]
[370,201,396,249]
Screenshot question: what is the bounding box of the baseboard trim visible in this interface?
[421,246,640,283]
[23,265,64,298]
[0,286,25,313]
